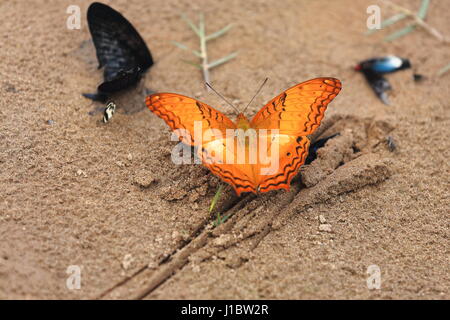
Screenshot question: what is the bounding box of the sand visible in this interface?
[0,0,448,299]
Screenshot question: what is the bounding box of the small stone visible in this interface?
[46,120,55,125]
[319,224,332,232]
[127,153,133,161]
[133,172,156,188]
[171,231,183,242]
[4,84,17,93]
[121,254,134,270]
[213,234,232,247]
[116,161,125,168]
[194,92,202,98]
[76,169,87,177]
[319,215,327,224]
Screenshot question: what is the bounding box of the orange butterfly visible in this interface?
[146,77,342,196]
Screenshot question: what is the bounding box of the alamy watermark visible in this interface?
[66,265,82,290]
[366,5,381,30]
[66,5,81,30]
[169,122,281,175]
[366,264,381,290]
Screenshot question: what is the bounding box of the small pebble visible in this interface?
[121,254,134,270]
[319,224,332,232]
[116,161,125,167]
[76,169,87,177]
[172,231,183,242]
[133,172,156,188]
[5,84,17,93]
[213,234,232,247]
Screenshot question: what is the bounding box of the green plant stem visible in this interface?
[175,14,237,89]
[381,0,449,43]
[437,63,450,76]
[198,14,211,91]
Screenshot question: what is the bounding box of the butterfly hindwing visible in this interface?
[256,134,310,193]
[360,69,391,105]
[197,131,311,195]
[200,138,258,195]
[98,67,143,93]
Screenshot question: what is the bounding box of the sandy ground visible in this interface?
[0,0,449,299]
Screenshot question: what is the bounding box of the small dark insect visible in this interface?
[386,136,397,152]
[82,2,153,102]
[355,56,411,105]
[305,133,340,165]
[413,73,425,82]
[103,101,117,123]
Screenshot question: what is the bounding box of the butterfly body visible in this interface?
[146,78,341,196]
[235,113,252,130]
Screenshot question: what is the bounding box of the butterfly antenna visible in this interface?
[241,77,268,114]
[205,82,240,114]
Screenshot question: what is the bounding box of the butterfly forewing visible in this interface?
[86,2,153,92]
[146,93,236,146]
[251,78,341,135]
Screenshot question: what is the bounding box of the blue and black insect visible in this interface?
[355,56,413,105]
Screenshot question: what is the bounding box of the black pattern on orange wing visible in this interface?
[258,136,310,193]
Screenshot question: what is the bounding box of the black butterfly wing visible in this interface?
[361,69,392,105]
[98,67,142,93]
[305,133,340,165]
[87,2,153,89]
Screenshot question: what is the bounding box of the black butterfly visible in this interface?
[82,2,153,102]
[355,56,411,105]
